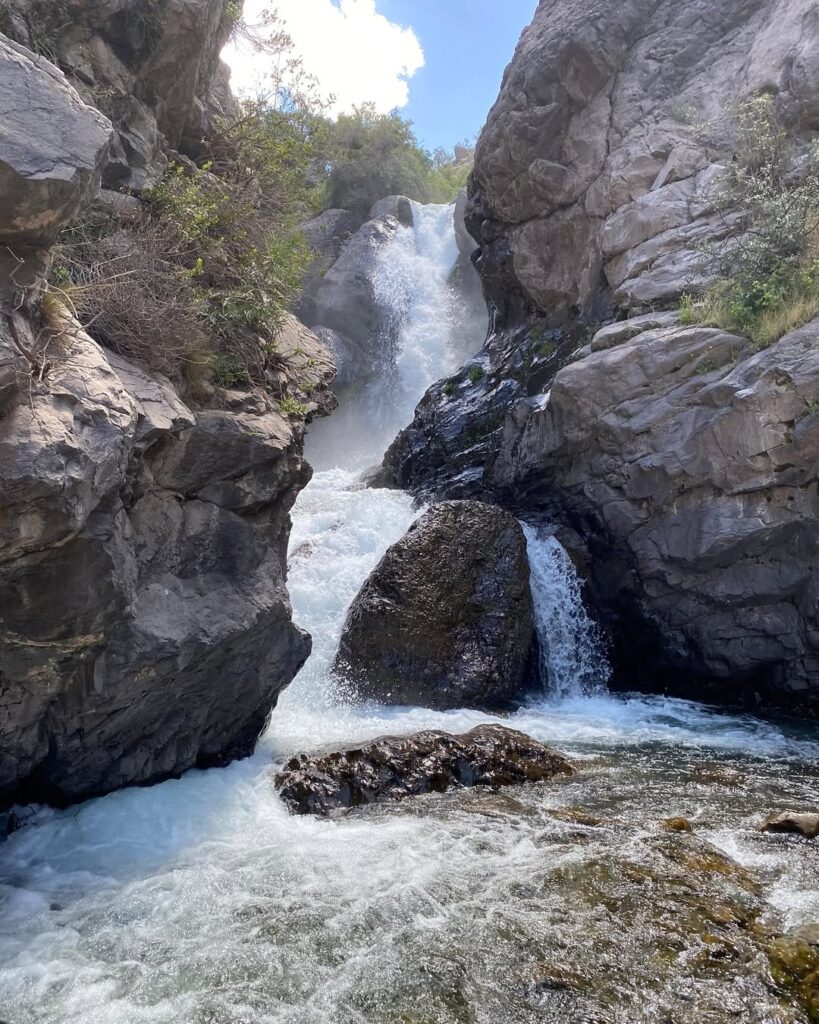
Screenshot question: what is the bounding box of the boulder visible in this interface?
[298,215,401,355]
[0,36,112,250]
[333,501,535,709]
[0,322,333,806]
[275,724,573,815]
[369,195,414,227]
[759,812,819,839]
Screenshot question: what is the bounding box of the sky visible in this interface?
[224,0,537,151]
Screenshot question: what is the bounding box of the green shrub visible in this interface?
[681,96,819,348]
[468,364,485,384]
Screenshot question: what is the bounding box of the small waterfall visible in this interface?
[522,524,611,698]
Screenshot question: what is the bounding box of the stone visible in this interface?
[333,501,535,709]
[0,37,113,248]
[370,194,414,227]
[759,812,819,839]
[274,724,573,815]
[467,0,819,318]
[300,215,401,354]
[0,324,332,806]
[662,817,694,833]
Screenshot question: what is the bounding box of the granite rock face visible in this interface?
[382,0,819,713]
[468,0,819,319]
[3,0,237,190]
[334,501,534,709]
[275,725,573,816]
[0,319,333,805]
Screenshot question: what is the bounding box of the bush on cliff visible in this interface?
[680,96,819,348]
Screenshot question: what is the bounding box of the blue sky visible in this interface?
[379,0,537,150]
[226,0,537,152]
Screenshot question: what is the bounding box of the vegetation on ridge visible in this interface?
[679,96,819,348]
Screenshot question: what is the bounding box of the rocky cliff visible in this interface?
[0,8,335,807]
[384,0,819,713]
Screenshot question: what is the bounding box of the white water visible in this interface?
[306,201,467,472]
[523,526,610,698]
[1,203,819,1024]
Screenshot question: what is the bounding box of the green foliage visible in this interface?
[324,105,433,218]
[278,395,309,417]
[681,96,819,348]
[214,353,250,387]
[322,106,474,215]
[468,364,485,384]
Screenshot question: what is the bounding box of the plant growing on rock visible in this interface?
[680,96,819,348]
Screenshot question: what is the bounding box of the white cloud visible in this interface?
[223,0,425,116]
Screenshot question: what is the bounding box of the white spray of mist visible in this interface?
[523,524,611,698]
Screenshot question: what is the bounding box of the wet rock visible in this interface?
[759,812,819,839]
[274,724,574,816]
[370,194,414,227]
[662,816,694,833]
[333,501,534,709]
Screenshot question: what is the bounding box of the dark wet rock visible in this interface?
[759,812,819,839]
[333,501,534,709]
[274,724,574,816]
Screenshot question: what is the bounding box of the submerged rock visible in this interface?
[759,812,819,839]
[333,501,534,709]
[274,724,573,816]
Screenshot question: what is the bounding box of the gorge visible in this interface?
[1,1,819,1022]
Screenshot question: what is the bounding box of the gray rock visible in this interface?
[468,0,819,319]
[333,501,535,709]
[310,325,370,387]
[0,37,113,248]
[275,725,573,816]
[369,195,414,227]
[0,322,332,806]
[300,215,401,364]
[759,812,819,839]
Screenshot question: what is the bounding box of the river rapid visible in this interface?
[1,204,818,1024]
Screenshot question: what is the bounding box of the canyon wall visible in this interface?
[385,0,819,712]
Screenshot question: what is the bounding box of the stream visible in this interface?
[1,203,818,1024]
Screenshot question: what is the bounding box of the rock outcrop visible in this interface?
[382,0,819,713]
[2,0,237,191]
[0,30,336,806]
[297,214,402,386]
[0,312,334,805]
[467,0,819,320]
[334,501,534,709]
[275,725,573,815]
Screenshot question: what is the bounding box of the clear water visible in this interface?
[1,204,818,1024]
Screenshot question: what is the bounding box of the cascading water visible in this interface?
[1,202,819,1024]
[522,525,610,698]
[305,201,466,472]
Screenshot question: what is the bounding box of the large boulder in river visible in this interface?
[275,725,573,816]
[298,215,401,355]
[333,501,535,709]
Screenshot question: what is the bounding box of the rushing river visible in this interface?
[1,204,818,1024]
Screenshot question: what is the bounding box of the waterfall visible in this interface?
[522,524,611,698]
[306,201,471,471]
